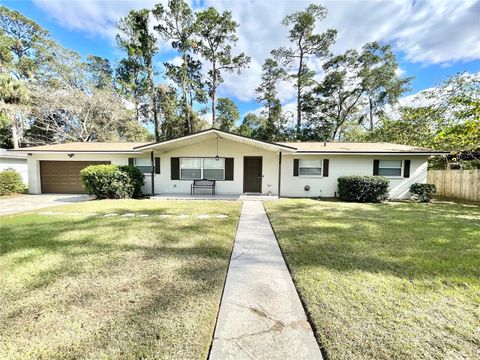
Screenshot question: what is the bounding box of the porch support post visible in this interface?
[150,150,155,196]
[278,151,282,198]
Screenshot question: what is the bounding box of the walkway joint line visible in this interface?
[209,201,322,359]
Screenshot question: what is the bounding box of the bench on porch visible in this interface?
[191,179,216,195]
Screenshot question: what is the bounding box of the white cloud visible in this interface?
[246,100,297,126]
[33,0,480,104]
[32,0,162,38]
[395,67,406,77]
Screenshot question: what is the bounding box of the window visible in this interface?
[180,158,225,180]
[134,158,151,174]
[378,160,402,177]
[299,159,322,176]
[180,158,202,179]
[203,158,225,180]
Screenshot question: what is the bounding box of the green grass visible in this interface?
[0,199,241,359]
[264,199,480,360]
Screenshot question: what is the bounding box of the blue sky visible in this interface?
[5,0,480,119]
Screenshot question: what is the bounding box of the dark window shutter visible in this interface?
[155,157,160,174]
[225,158,234,181]
[323,159,329,177]
[171,157,180,180]
[293,159,299,176]
[373,160,380,175]
[404,160,411,178]
[128,158,134,166]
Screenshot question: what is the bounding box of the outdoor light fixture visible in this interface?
[215,135,220,161]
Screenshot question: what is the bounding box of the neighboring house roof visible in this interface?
[9,129,447,155]
[0,148,28,159]
[12,142,149,154]
[279,141,447,154]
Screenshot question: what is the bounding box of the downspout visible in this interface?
[150,150,155,197]
[278,151,282,198]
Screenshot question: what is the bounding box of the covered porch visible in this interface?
[148,193,279,201]
[135,128,296,197]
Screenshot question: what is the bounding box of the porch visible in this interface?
[148,193,279,201]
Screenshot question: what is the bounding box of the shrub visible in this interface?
[0,168,26,195]
[338,175,390,203]
[410,183,436,202]
[118,165,144,198]
[80,164,144,199]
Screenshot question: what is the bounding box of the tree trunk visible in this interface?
[296,53,304,137]
[11,118,19,149]
[211,60,217,128]
[153,86,159,141]
[332,123,341,141]
[369,97,374,131]
[148,63,160,142]
[181,52,192,134]
[134,97,139,123]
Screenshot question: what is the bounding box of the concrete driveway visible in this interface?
[0,194,94,216]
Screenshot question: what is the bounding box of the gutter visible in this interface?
[13,150,142,155]
[284,151,449,156]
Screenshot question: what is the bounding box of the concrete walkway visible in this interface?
[210,201,322,360]
[0,194,93,215]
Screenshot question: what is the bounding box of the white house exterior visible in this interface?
[0,148,28,184]
[15,128,445,199]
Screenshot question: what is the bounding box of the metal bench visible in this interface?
[191,179,216,195]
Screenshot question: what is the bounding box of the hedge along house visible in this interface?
[17,128,446,199]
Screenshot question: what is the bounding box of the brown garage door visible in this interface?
[40,161,110,194]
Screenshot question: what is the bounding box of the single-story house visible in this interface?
[0,148,28,184]
[14,128,446,199]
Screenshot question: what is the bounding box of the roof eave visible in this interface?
[134,128,297,152]
[20,150,141,154]
[287,151,448,155]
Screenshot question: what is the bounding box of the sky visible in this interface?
[4,0,480,120]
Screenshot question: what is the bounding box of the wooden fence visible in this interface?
[428,170,480,201]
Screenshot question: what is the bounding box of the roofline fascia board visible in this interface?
[0,152,28,158]
[134,128,298,151]
[19,150,142,154]
[285,151,448,155]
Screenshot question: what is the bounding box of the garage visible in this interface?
[40,161,110,194]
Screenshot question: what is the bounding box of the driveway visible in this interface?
[0,194,94,216]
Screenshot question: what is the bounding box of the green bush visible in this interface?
[0,168,26,195]
[338,176,390,203]
[80,164,145,199]
[118,165,144,198]
[410,183,436,202]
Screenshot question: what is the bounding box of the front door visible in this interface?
[243,156,262,193]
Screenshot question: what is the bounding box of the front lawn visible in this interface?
[0,200,241,359]
[264,199,480,359]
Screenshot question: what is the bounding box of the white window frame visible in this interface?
[134,158,152,174]
[180,158,202,180]
[378,160,403,178]
[179,157,225,181]
[299,159,323,177]
[202,158,225,181]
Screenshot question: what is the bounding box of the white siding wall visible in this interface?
[0,158,28,184]
[152,138,279,195]
[27,153,130,194]
[27,138,280,196]
[280,155,428,199]
[27,144,429,199]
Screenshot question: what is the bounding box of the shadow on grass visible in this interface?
[267,201,480,283]
[1,215,233,285]
[1,212,237,358]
